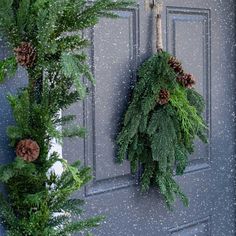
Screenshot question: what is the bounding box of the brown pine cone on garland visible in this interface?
[177,73,195,88]
[14,42,36,68]
[168,56,184,75]
[16,139,40,162]
[158,89,170,105]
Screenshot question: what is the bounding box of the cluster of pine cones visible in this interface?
[168,56,195,88]
[158,56,196,105]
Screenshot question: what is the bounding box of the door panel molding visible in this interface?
[166,7,211,173]
[169,216,211,236]
[84,7,140,196]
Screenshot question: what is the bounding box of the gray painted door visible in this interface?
[0,0,235,236]
[64,0,236,235]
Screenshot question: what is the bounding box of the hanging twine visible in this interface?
[154,1,163,52]
[144,0,150,11]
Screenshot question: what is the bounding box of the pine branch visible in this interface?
[56,35,90,52]
[0,57,17,83]
[62,126,87,138]
[0,194,18,230]
[59,216,104,235]
[61,52,94,88]
[0,0,20,45]
[16,0,31,35]
[53,115,76,126]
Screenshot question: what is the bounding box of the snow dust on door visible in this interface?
[63,0,236,235]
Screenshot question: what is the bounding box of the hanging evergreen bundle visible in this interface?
[117,1,207,208]
[0,0,134,235]
[117,51,208,207]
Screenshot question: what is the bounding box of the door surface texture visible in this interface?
[0,0,236,236]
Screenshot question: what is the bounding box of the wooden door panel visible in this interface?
[84,9,140,196]
[166,6,211,172]
[63,0,236,235]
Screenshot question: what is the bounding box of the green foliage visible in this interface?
[0,158,102,236]
[0,0,20,45]
[0,57,17,83]
[170,86,207,144]
[0,0,134,235]
[16,0,31,35]
[0,0,135,100]
[117,51,208,208]
[60,52,94,99]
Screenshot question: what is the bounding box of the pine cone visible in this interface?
[177,73,195,88]
[168,56,184,75]
[16,139,40,162]
[14,42,36,68]
[158,89,170,105]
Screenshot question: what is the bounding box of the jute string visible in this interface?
[154,2,163,52]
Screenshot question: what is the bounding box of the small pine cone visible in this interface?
[16,139,40,162]
[168,56,184,75]
[177,73,195,88]
[14,42,36,68]
[158,89,170,105]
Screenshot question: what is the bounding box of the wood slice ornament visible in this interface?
[16,139,40,162]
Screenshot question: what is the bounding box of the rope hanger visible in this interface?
[145,0,164,52]
[154,0,163,52]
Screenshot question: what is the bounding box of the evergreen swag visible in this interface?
[0,0,134,235]
[117,51,208,207]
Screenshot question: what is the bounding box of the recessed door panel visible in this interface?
[167,7,211,172]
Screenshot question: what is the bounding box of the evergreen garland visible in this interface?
[0,0,134,235]
[117,51,208,207]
